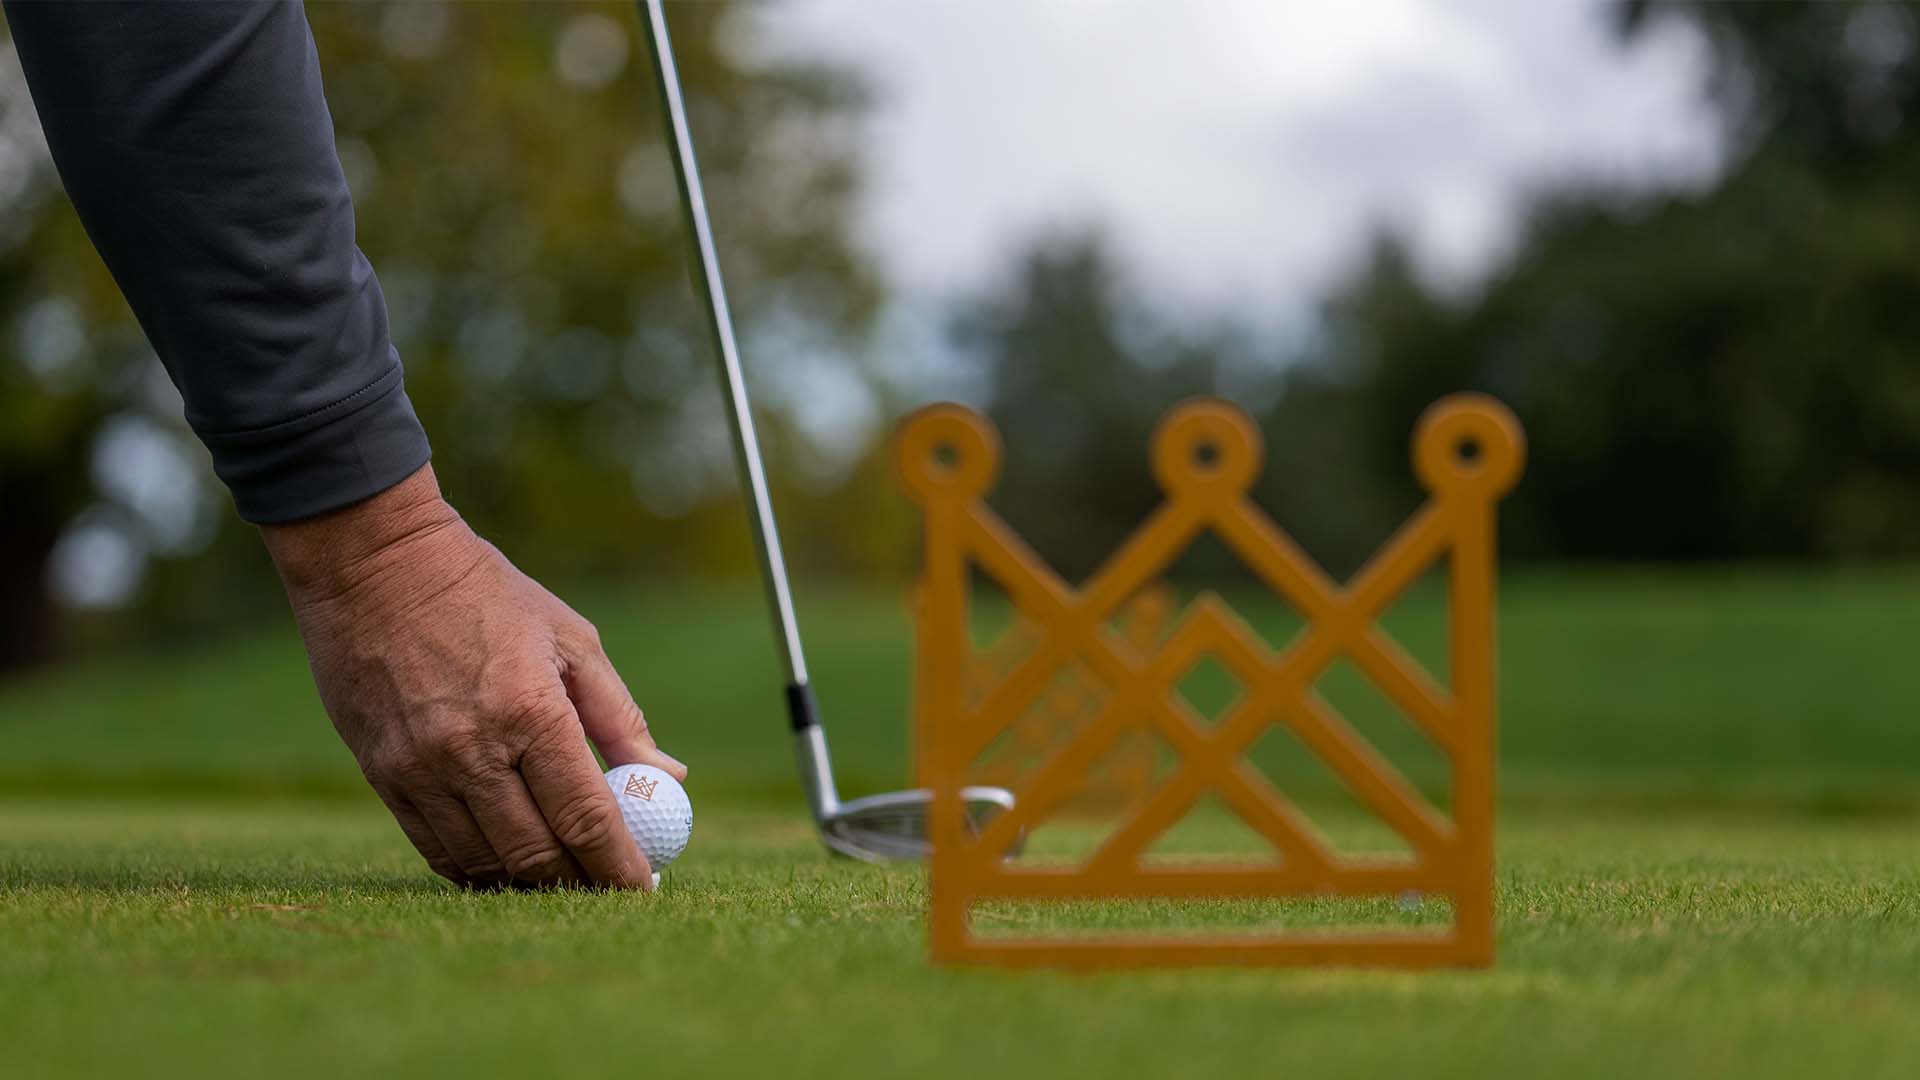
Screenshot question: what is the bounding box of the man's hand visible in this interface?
[261,465,686,890]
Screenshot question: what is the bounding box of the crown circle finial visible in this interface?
[1413,393,1525,498]
[896,404,1000,501]
[1152,399,1262,498]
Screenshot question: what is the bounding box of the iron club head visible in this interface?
[794,716,1019,862]
[820,786,1018,864]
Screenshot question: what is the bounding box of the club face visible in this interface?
[820,786,1017,863]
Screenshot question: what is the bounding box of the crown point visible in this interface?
[896,404,1001,501]
[1412,393,1525,498]
[1151,398,1262,499]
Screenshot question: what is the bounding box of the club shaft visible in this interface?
[637,0,809,688]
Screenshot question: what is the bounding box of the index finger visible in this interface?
[520,719,654,890]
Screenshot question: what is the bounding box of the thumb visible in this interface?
[562,633,688,782]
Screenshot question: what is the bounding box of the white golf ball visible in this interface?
[604,763,693,872]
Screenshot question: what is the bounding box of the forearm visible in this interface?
[5,0,429,523]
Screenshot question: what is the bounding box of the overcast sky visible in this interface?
[751,0,1724,336]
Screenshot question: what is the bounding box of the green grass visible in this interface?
[3,569,1920,1076]
[4,800,1916,1078]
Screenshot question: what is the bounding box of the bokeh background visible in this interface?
[1,0,1917,804]
[6,7,1919,1073]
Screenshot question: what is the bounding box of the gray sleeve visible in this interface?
[5,0,430,523]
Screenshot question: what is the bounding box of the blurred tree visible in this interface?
[948,232,1427,581]
[1312,0,1920,560]
[949,232,1296,579]
[0,42,149,669]
[0,2,881,670]
[955,0,1920,571]
[950,234,1179,579]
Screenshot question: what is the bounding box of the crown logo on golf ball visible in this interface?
[898,394,1524,969]
[624,774,659,801]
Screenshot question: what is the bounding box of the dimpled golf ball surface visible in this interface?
[604,764,692,871]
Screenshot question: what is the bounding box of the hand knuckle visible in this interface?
[413,728,460,766]
[377,750,433,791]
[500,841,570,883]
[548,797,616,853]
[500,687,572,736]
[423,727,498,776]
[460,854,508,882]
[361,758,394,791]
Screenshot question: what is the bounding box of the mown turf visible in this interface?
[3,571,1919,1076]
[3,799,1916,1078]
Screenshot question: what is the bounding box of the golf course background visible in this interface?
[5,2,1920,1074]
[4,574,1918,1076]
[5,572,1920,809]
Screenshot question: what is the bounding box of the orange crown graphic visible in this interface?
[896,394,1524,969]
[624,774,659,801]
[961,584,1175,813]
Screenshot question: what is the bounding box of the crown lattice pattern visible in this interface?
[963,584,1174,812]
[896,394,1524,969]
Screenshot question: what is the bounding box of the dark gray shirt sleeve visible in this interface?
[5,0,430,523]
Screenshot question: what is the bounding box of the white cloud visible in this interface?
[751,0,1721,332]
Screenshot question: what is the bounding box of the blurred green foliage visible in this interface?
[0,2,883,667]
[4,0,1919,671]
[956,0,1920,577]
[1314,0,1920,560]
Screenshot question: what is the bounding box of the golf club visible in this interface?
[635,0,1015,863]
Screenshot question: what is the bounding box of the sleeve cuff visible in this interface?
[195,363,433,524]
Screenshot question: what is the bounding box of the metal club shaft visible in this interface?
[635,0,809,690]
[634,3,1024,860]
[637,0,844,825]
